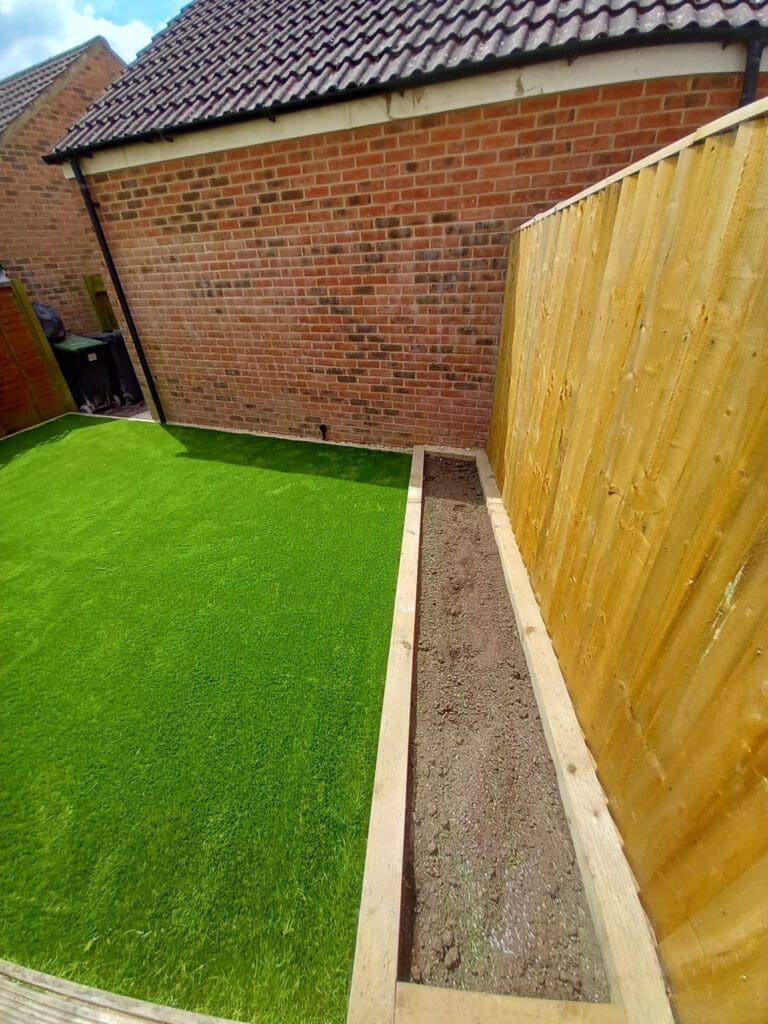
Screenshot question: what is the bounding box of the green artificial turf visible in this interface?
[0,415,410,1024]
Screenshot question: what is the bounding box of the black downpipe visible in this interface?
[740,38,765,107]
[70,158,166,423]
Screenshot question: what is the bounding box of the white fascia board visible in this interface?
[65,42,758,178]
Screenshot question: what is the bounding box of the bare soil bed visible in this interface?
[401,455,609,1002]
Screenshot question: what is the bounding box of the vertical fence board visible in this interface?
[0,282,74,435]
[488,110,768,1023]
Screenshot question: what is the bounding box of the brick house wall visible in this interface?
[0,44,123,334]
[88,70,763,449]
[0,284,73,435]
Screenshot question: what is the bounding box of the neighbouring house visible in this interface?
[46,1,768,448]
[0,38,124,332]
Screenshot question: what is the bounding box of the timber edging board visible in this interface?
[346,445,426,1024]
[348,447,672,1024]
[474,453,673,1024]
[395,981,627,1023]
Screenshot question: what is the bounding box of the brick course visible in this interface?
[89,71,764,448]
[0,44,122,333]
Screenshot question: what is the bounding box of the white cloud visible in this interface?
[0,0,155,79]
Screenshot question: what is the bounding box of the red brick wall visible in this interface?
[0,44,123,334]
[0,284,71,435]
[89,70,759,448]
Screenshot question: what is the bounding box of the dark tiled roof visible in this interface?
[0,39,103,136]
[51,0,768,157]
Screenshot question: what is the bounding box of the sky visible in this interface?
[0,0,186,79]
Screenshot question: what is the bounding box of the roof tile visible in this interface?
[50,0,768,157]
[0,39,100,136]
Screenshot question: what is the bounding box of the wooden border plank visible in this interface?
[395,982,626,1024]
[474,453,672,1024]
[346,446,425,1024]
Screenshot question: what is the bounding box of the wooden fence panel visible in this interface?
[488,104,768,1023]
[0,281,74,436]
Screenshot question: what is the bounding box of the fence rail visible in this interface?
[488,100,768,1024]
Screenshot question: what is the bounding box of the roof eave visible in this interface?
[44,26,768,166]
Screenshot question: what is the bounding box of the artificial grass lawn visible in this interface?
[0,415,410,1023]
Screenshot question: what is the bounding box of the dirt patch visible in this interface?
[401,456,609,1002]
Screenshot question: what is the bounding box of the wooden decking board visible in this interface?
[0,977,130,1024]
[0,962,243,1024]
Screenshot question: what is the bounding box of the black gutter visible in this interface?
[740,37,765,106]
[70,158,166,423]
[44,28,768,166]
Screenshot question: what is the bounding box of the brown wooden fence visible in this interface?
[488,100,768,1024]
[0,280,74,436]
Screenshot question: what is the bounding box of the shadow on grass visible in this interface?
[0,414,105,471]
[0,414,412,491]
[163,423,411,489]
